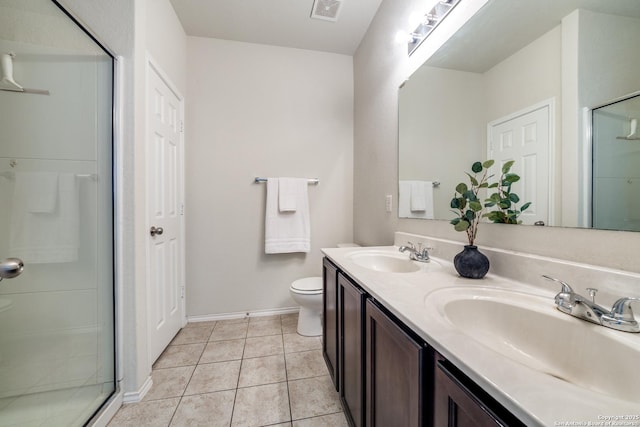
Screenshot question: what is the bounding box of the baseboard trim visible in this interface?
[187,306,299,324]
[122,375,152,404]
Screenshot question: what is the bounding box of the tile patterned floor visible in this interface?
[108,314,348,426]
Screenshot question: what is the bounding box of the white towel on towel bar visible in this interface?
[278,177,298,212]
[10,173,80,263]
[265,177,310,254]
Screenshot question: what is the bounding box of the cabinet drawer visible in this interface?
[434,358,524,427]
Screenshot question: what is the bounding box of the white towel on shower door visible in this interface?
[265,177,310,254]
[22,172,59,213]
[10,173,80,263]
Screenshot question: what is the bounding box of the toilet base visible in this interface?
[297,306,322,336]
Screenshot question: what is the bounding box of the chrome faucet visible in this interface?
[398,242,431,263]
[0,258,23,282]
[601,297,640,332]
[543,275,640,333]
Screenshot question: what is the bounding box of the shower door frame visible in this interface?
[48,1,123,424]
[581,89,640,229]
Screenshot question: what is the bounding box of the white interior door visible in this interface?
[146,59,185,364]
[488,102,552,226]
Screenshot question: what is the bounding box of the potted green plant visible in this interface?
[450,159,532,278]
[450,160,493,278]
[484,160,531,224]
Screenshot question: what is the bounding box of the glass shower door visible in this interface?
[592,93,640,231]
[0,1,115,425]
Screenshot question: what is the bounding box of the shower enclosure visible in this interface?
[592,93,640,231]
[0,1,115,425]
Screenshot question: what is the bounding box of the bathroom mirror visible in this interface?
[398,0,640,230]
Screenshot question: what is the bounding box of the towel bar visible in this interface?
[255,177,319,185]
[0,172,97,181]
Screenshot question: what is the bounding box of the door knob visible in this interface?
[150,226,164,237]
[0,258,24,281]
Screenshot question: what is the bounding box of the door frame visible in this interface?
[486,98,556,226]
[144,54,186,366]
[582,89,640,229]
[581,106,592,228]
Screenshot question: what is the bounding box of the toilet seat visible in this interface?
[290,277,322,294]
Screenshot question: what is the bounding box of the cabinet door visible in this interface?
[323,257,339,390]
[434,357,525,427]
[339,273,366,427]
[365,299,428,427]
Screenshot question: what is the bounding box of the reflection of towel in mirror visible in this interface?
[399,180,434,219]
[265,178,310,254]
[10,173,79,263]
[410,181,427,212]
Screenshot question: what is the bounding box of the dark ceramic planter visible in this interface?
[453,245,489,279]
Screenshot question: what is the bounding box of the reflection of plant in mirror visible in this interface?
[450,160,495,246]
[450,160,533,244]
[484,160,531,224]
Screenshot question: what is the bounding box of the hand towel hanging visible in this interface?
[265,177,310,254]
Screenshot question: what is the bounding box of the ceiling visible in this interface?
[169,0,384,55]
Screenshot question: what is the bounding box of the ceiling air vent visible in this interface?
[310,0,343,22]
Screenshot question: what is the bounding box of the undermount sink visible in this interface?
[424,287,640,403]
[348,250,441,273]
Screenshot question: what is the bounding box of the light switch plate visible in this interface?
[385,195,393,212]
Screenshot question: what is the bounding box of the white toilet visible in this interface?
[289,277,323,336]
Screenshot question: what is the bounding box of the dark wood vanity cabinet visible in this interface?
[322,258,339,389]
[338,272,366,427]
[434,354,525,427]
[322,258,524,427]
[365,299,430,427]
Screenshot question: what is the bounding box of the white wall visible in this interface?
[145,0,187,94]
[354,0,640,275]
[185,37,354,317]
[483,26,562,125]
[399,66,484,219]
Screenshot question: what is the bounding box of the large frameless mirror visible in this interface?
[398,0,640,230]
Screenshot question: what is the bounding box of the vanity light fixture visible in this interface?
[407,0,461,55]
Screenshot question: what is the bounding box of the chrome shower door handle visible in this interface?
[0,257,24,281]
[150,226,164,237]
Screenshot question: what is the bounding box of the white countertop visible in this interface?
[322,245,640,427]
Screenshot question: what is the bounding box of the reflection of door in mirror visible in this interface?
[488,101,553,226]
[592,93,640,231]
